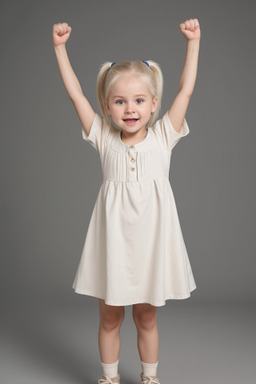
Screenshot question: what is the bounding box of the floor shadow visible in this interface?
[6,307,98,383]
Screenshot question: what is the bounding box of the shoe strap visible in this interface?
[98,374,120,384]
[141,373,159,384]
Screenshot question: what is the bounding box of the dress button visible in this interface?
[130,167,135,172]
[129,145,135,149]
[130,158,135,163]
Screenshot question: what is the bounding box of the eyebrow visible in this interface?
[112,94,147,99]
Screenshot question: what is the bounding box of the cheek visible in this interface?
[110,107,122,120]
[145,105,154,115]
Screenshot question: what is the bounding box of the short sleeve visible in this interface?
[81,113,111,156]
[153,111,190,151]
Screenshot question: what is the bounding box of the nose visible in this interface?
[125,102,134,114]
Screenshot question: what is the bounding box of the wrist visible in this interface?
[53,43,66,51]
[187,38,200,44]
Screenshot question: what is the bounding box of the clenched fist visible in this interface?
[52,22,72,46]
[179,19,201,40]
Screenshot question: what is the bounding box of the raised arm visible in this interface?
[52,22,95,135]
[168,18,201,133]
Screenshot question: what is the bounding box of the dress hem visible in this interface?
[72,284,197,307]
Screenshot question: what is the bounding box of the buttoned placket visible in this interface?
[127,145,137,181]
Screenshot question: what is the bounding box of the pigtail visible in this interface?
[96,62,112,125]
[146,60,164,127]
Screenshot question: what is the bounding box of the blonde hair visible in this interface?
[96,60,163,130]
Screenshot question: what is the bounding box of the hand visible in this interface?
[179,19,200,41]
[52,22,72,46]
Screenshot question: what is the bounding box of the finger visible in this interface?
[53,25,61,35]
[55,23,63,34]
[62,23,70,34]
[59,24,68,35]
[63,22,70,31]
[194,18,200,27]
[185,20,190,29]
[189,19,195,30]
[57,23,68,34]
[53,24,61,33]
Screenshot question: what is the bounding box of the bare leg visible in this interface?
[132,303,159,363]
[98,298,125,363]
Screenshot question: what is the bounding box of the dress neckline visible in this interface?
[119,128,150,147]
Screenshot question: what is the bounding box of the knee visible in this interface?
[132,306,157,331]
[100,309,125,332]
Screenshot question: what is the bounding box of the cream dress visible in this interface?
[72,112,197,306]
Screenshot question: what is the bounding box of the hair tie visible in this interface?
[142,60,150,67]
[111,61,149,68]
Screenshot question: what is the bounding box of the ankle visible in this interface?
[101,359,119,378]
[140,360,159,376]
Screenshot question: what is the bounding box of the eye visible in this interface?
[136,98,144,104]
[115,99,124,105]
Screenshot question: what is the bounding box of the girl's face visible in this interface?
[105,73,158,136]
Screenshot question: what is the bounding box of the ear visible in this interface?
[105,99,111,115]
[151,97,158,113]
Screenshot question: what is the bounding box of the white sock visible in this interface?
[141,360,159,376]
[101,359,119,378]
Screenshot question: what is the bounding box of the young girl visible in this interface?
[52,18,200,384]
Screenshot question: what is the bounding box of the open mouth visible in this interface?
[123,118,139,125]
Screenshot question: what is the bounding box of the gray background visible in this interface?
[1,0,255,383]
